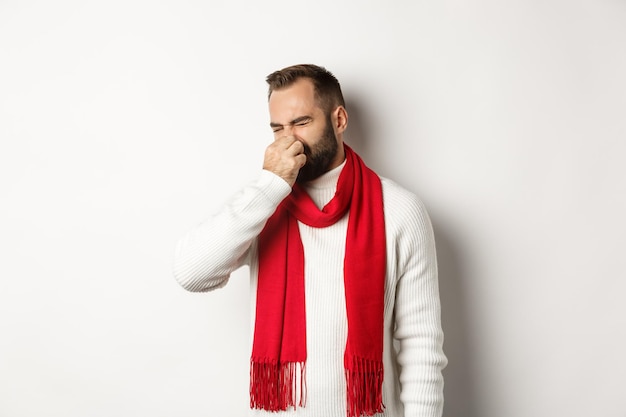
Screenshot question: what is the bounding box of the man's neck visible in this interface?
[301,160,347,209]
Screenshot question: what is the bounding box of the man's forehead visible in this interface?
[268,79,322,120]
[269,78,316,104]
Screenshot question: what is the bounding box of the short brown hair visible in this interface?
[266,64,345,113]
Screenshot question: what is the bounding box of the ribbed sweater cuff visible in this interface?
[258,169,292,205]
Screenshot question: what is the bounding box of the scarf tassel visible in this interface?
[345,356,385,417]
[250,360,306,411]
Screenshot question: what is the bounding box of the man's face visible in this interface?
[268,78,341,183]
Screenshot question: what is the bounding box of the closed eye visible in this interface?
[269,116,313,133]
[291,116,313,127]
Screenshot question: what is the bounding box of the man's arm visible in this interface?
[173,136,305,292]
[173,170,291,292]
[392,193,448,417]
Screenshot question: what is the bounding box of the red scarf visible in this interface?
[251,145,386,417]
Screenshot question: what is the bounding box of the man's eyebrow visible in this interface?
[291,115,312,124]
[269,116,313,128]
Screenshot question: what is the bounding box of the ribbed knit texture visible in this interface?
[174,163,447,417]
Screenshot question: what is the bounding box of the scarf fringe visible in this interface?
[345,356,385,417]
[250,359,306,412]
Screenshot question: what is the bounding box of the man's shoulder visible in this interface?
[379,176,432,229]
[380,176,425,211]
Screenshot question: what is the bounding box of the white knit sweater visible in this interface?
[174,162,447,417]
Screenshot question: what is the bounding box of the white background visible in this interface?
[1,1,625,416]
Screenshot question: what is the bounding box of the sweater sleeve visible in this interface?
[173,170,292,292]
[392,192,447,417]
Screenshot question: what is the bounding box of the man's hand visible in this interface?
[263,136,306,187]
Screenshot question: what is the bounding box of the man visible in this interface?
[173,64,447,417]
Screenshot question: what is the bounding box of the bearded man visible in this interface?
[174,64,447,417]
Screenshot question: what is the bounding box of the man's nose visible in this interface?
[284,125,295,136]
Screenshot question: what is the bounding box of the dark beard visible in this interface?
[296,116,339,183]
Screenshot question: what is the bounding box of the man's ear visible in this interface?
[332,105,348,134]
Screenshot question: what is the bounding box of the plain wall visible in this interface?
[1,1,625,416]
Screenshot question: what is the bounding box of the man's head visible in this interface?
[266,64,348,183]
[266,64,345,114]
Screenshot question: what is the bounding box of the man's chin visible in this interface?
[295,170,319,184]
[296,164,326,184]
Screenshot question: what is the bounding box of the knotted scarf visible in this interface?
[251,145,386,417]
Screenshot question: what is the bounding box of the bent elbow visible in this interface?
[172,255,230,293]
